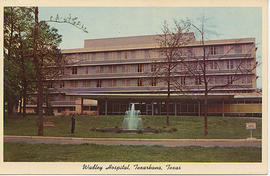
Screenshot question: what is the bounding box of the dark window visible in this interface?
[83,106,90,111]
[97,80,102,88]
[181,77,186,85]
[90,106,97,111]
[137,78,142,86]
[60,81,65,88]
[72,67,77,74]
[57,107,65,113]
[48,82,53,88]
[69,107,75,111]
[195,76,202,85]
[207,46,218,55]
[151,78,157,86]
[138,64,143,72]
[151,64,157,72]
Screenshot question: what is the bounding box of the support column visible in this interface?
[198,101,200,116]
[222,99,224,117]
[105,99,108,116]
[81,97,84,115]
[174,102,177,116]
[151,101,154,116]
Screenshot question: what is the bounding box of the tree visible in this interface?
[32,7,88,136]
[181,16,258,136]
[151,20,195,126]
[154,17,257,135]
[4,7,87,136]
[4,7,35,117]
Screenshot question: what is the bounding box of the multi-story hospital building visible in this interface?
[26,34,262,117]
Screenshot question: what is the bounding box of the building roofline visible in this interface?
[61,36,255,54]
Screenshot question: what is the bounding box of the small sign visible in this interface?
[246,123,256,130]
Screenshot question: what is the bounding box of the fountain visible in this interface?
[122,104,143,130]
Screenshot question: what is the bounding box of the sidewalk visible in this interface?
[4,135,261,148]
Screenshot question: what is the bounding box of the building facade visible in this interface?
[25,34,262,117]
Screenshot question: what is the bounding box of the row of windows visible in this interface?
[51,75,253,89]
[65,44,248,63]
[69,59,253,75]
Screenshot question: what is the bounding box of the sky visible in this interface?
[39,7,262,88]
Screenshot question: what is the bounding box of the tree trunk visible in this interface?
[33,7,43,136]
[204,93,208,136]
[22,86,27,117]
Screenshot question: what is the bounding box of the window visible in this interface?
[124,52,128,59]
[181,77,186,85]
[96,80,102,88]
[235,45,242,54]
[247,76,252,84]
[151,64,157,72]
[144,50,150,58]
[112,80,117,87]
[195,76,202,85]
[90,106,97,111]
[214,61,218,70]
[59,81,65,88]
[137,78,142,86]
[71,81,78,88]
[227,76,233,84]
[126,80,130,86]
[218,46,224,54]
[72,67,77,74]
[207,46,218,55]
[230,60,234,69]
[104,52,108,60]
[85,67,88,74]
[151,78,157,86]
[108,65,112,73]
[69,107,75,111]
[209,77,214,85]
[209,61,213,70]
[138,64,143,72]
[83,106,90,111]
[117,52,122,59]
[57,107,65,113]
[122,65,126,72]
[83,80,91,87]
[112,65,117,73]
[131,51,136,59]
[97,66,104,73]
[241,76,246,84]
[92,53,96,60]
[48,82,53,88]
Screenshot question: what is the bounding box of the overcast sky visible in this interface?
[39,7,262,88]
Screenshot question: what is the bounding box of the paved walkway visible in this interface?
[4,135,261,148]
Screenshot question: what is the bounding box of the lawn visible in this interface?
[4,142,261,162]
[4,115,262,139]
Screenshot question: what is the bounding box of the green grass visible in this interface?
[4,142,261,162]
[4,115,262,139]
